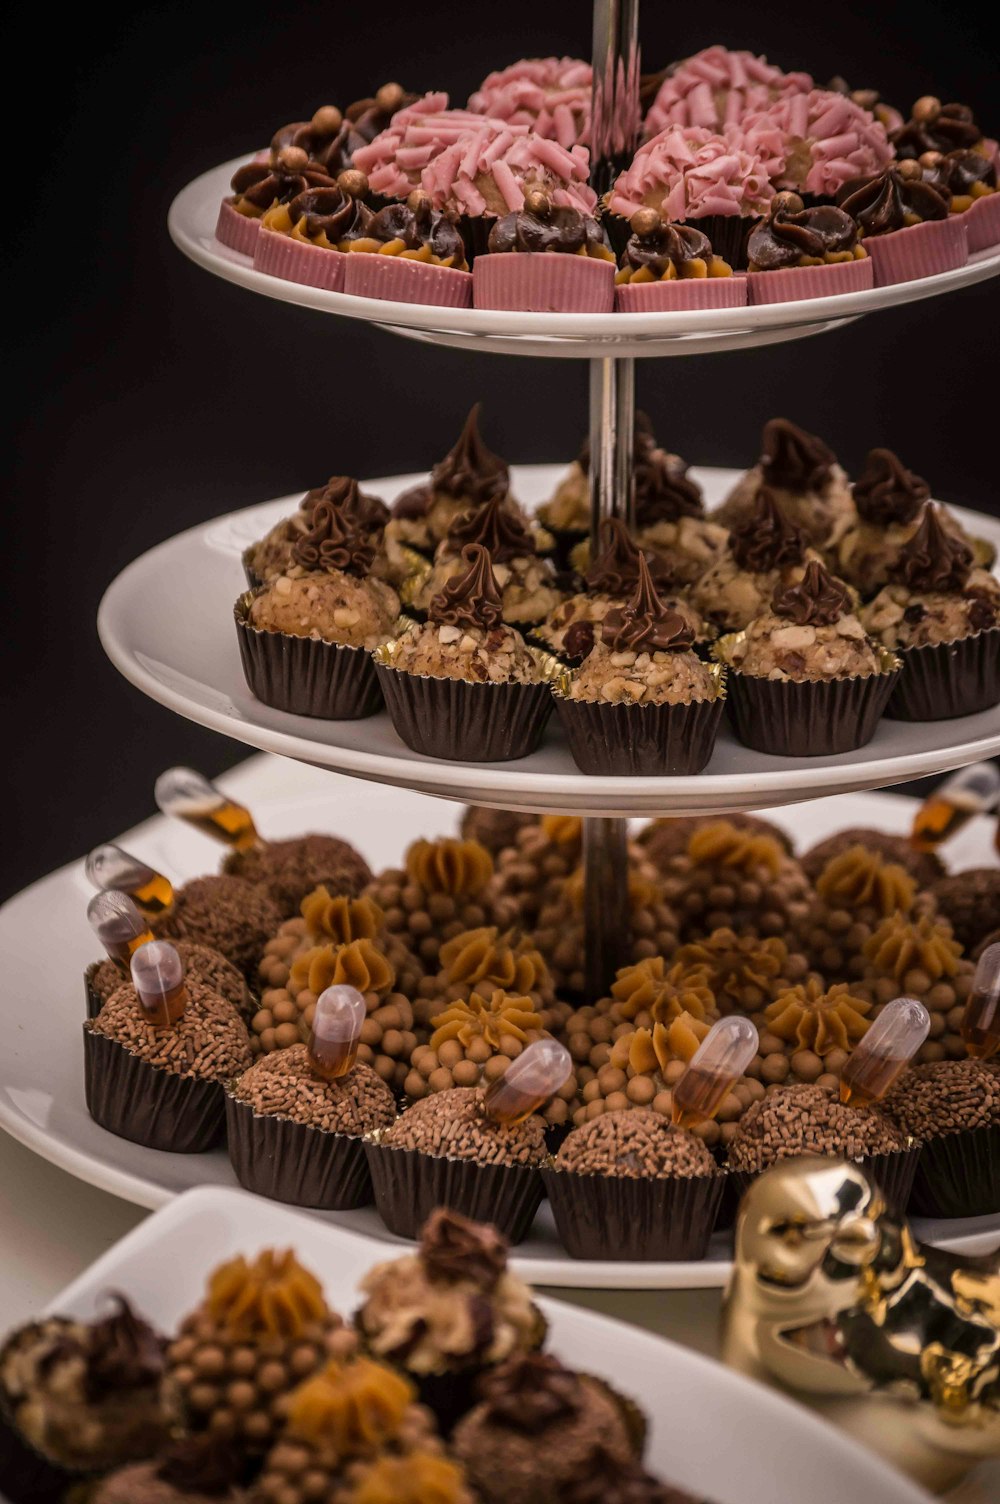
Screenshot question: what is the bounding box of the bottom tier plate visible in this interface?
[1,754,997,1290]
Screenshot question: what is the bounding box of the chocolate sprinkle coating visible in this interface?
[556,1110,717,1180]
[229,1045,396,1136]
[158,877,282,981]
[727,1084,908,1172]
[382,1087,547,1167]
[800,829,943,888]
[881,1059,1000,1141]
[223,835,372,918]
[90,979,252,1081]
[929,870,1000,953]
[91,942,251,1021]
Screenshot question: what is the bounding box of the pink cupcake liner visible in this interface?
[615,276,747,312]
[865,216,968,288]
[473,252,615,312]
[215,198,261,257]
[343,253,472,308]
[965,193,1000,254]
[747,256,874,304]
[253,228,347,291]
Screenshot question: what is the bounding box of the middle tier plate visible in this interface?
[98,464,1000,816]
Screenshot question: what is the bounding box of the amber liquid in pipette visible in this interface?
[482,1077,540,1126]
[960,986,1000,1061]
[910,795,981,852]
[182,800,260,850]
[99,920,155,968]
[839,1051,909,1107]
[135,979,186,1029]
[128,871,175,918]
[308,1036,360,1081]
[670,1064,734,1129]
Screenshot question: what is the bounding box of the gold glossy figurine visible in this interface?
[721,1157,1000,1492]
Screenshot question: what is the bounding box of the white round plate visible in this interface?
[169,159,1000,360]
[0,753,997,1290]
[97,463,1000,817]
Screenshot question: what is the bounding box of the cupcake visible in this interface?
[714,416,856,549]
[157,875,282,981]
[86,939,252,1024]
[452,1352,644,1503]
[408,494,563,627]
[222,832,371,917]
[84,944,253,1152]
[919,148,1000,252]
[365,1082,547,1242]
[838,163,966,286]
[859,503,1000,719]
[90,1437,246,1504]
[352,93,503,200]
[355,1206,546,1430]
[746,192,873,303]
[615,211,743,311]
[237,496,400,720]
[606,124,777,268]
[744,87,894,200]
[0,1297,173,1504]
[643,45,813,138]
[691,487,811,631]
[387,404,512,555]
[216,143,336,257]
[544,1108,724,1261]
[468,57,592,146]
[727,1081,918,1210]
[554,554,725,777]
[473,189,615,312]
[881,1058,1000,1215]
[342,191,471,308]
[716,558,898,757]
[374,544,554,763]
[254,172,371,291]
[244,475,390,589]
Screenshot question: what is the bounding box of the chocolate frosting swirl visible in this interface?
[419,1207,509,1291]
[156,1436,242,1495]
[853,448,930,526]
[446,493,536,562]
[270,113,347,166]
[923,149,997,196]
[771,560,852,626]
[838,169,949,234]
[892,503,973,593]
[287,184,370,242]
[729,488,807,572]
[488,202,606,256]
[230,158,334,210]
[760,418,836,492]
[86,1295,166,1400]
[748,204,860,271]
[585,517,676,595]
[291,497,376,576]
[600,554,695,653]
[367,198,466,264]
[430,404,510,504]
[478,1353,584,1433]
[301,475,389,530]
[623,219,714,278]
[634,437,705,526]
[893,102,984,158]
[429,543,504,631]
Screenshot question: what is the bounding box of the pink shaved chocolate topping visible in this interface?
[608,125,776,221]
[645,46,813,137]
[469,57,593,148]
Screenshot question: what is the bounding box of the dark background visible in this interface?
[4,1,998,901]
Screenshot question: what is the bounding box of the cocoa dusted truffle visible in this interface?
[727,1082,909,1174]
[158,875,282,981]
[223,833,372,917]
[229,1044,395,1136]
[381,1085,547,1168]
[556,1109,718,1179]
[715,417,856,549]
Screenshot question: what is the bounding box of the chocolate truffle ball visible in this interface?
[556,1109,718,1180]
[230,1045,396,1137]
[381,1086,547,1168]
[158,875,282,980]
[459,805,537,856]
[800,828,943,889]
[881,1058,1000,1141]
[223,834,372,917]
[90,941,252,1022]
[727,1083,908,1174]
[929,870,1000,954]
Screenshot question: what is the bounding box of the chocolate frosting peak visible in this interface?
[431,404,510,505]
[893,101,984,158]
[729,488,807,572]
[287,183,368,242]
[748,203,859,271]
[771,560,853,626]
[585,517,676,595]
[853,448,930,526]
[447,493,535,562]
[86,1295,166,1400]
[301,474,389,530]
[478,1353,584,1434]
[419,1207,509,1291]
[623,218,714,278]
[892,503,973,593]
[291,496,376,576]
[601,553,695,653]
[368,198,465,264]
[761,418,836,493]
[839,168,948,234]
[634,436,705,526]
[429,543,505,631]
[488,201,602,256]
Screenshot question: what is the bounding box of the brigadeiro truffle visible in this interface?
[222,832,372,917]
[0,1296,174,1504]
[226,1044,396,1210]
[746,191,872,304]
[364,1084,547,1243]
[714,417,856,550]
[542,1108,725,1261]
[86,939,252,1024]
[615,211,743,311]
[800,827,944,889]
[881,1058,1000,1216]
[355,1206,546,1430]
[474,189,616,312]
[157,875,282,982]
[342,190,471,308]
[243,475,390,590]
[386,404,517,557]
[451,1352,644,1504]
[837,162,967,286]
[930,870,1000,954]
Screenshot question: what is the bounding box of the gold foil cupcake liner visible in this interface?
[907,1125,1000,1218]
[224,1092,373,1210]
[540,1163,725,1261]
[551,663,725,776]
[363,1133,545,1244]
[885,627,1000,722]
[234,591,383,720]
[83,1026,226,1154]
[728,1141,921,1218]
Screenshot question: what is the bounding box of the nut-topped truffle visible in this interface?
[726,559,882,682]
[692,487,813,631]
[388,404,514,553]
[715,417,856,549]
[860,502,1000,650]
[409,494,563,627]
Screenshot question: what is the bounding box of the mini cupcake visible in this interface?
[838,163,966,285]
[554,555,724,777]
[859,503,1000,719]
[715,416,856,548]
[222,832,372,917]
[0,1297,173,1504]
[387,404,513,555]
[716,559,899,757]
[90,1437,246,1504]
[87,939,252,1024]
[237,497,400,720]
[216,143,336,257]
[892,95,997,164]
[644,46,813,138]
[615,211,743,310]
[746,192,872,303]
[542,1108,725,1260]
[744,87,894,200]
[881,1058,1000,1215]
[606,124,776,268]
[408,494,564,627]
[691,487,812,631]
[157,875,282,981]
[365,1083,547,1242]
[84,948,253,1152]
[473,189,615,311]
[254,172,372,290]
[342,190,470,307]
[244,475,390,589]
[374,544,554,763]
[355,1206,546,1430]
[352,93,501,199]
[468,57,592,146]
[919,148,1000,252]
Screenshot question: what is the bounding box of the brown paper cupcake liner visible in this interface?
[715,636,900,757]
[686,213,760,270]
[83,1027,226,1153]
[363,1136,545,1244]
[84,960,107,1020]
[885,628,1000,721]
[552,666,725,777]
[907,1125,1000,1218]
[235,592,383,720]
[224,1093,372,1210]
[0,1399,91,1504]
[540,1165,725,1261]
[729,1142,921,1216]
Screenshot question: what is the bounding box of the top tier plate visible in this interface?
[169,160,1000,360]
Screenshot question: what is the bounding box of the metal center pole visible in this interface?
[582,0,640,1002]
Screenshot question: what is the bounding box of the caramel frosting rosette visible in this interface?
[408,494,563,627]
[692,487,813,631]
[714,416,856,549]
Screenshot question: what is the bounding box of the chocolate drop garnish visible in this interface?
[852,448,930,526]
[729,488,807,572]
[429,543,505,631]
[771,559,853,626]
